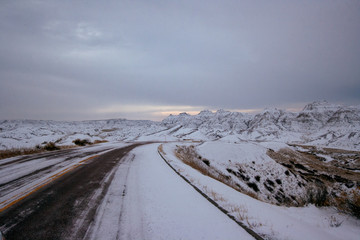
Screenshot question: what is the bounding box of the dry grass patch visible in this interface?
[229,205,249,221]
[208,190,226,202]
[0,142,75,160]
[93,140,109,144]
[175,145,260,201]
[0,147,44,160]
[101,128,118,132]
[267,146,360,218]
[158,144,164,154]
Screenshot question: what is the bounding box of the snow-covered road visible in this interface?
[0,143,124,212]
[0,142,254,239]
[86,143,254,240]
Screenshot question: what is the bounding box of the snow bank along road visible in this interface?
[0,142,254,239]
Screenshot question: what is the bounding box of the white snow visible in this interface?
[87,144,254,240]
[197,141,275,165]
[161,142,360,240]
[317,153,334,162]
[1,101,359,239]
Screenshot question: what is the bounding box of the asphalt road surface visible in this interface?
[0,143,143,239]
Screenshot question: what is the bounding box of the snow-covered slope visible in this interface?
[0,101,359,150]
[161,142,360,240]
[161,101,360,150]
[0,119,165,149]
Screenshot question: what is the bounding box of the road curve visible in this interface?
[0,143,143,239]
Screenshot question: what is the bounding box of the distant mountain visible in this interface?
[161,101,360,149]
[0,101,359,150]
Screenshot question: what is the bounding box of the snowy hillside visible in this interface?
[0,101,359,150]
[0,119,164,149]
[161,101,360,150]
[160,142,360,240]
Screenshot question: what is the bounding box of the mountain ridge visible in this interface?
[161,101,360,149]
[0,101,359,150]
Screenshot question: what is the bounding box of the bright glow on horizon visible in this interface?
[94,104,207,121]
[229,108,263,114]
[96,104,205,114]
[94,104,290,121]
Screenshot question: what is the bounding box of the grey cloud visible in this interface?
[0,0,359,120]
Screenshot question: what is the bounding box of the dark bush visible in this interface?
[345,182,355,188]
[264,185,273,193]
[334,175,348,183]
[226,168,235,174]
[238,172,250,181]
[266,179,275,187]
[73,139,92,146]
[307,187,328,206]
[281,163,293,169]
[348,201,360,219]
[44,142,60,151]
[294,163,308,171]
[202,159,210,166]
[263,182,274,192]
[247,182,259,192]
[319,174,334,182]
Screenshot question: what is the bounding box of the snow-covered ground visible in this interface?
[0,119,165,150]
[195,141,309,205]
[1,101,359,239]
[161,142,360,240]
[86,144,255,240]
[1,140,359,239]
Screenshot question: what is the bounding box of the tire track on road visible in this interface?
[0,143,143,240]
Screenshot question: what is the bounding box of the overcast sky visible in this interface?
[0,0,359,121]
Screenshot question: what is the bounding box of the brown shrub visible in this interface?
[44,142,60,151]
[73,139,92,146]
